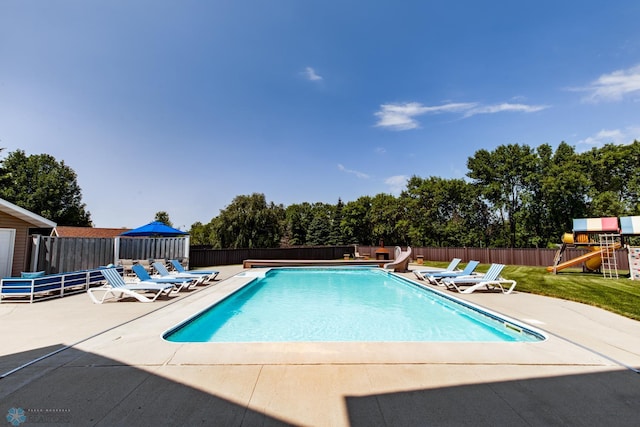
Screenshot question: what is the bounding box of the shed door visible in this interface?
[0,228,16,278]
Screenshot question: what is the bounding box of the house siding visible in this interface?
[0,210,32,276]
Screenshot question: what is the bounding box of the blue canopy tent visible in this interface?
[120,221,188,237]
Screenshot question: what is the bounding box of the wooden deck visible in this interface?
[242,259,387,268]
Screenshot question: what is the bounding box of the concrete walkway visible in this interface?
[1,264,640,426]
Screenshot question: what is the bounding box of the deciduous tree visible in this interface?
[0,149,92,226]
[211,193,284,248]
[467,144,537,247]
[341,196,374,245]
[154,211,173,227]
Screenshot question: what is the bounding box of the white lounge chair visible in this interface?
[169,260,219,281]
[442,263,516,294]
[416,260,480,285]
[87,267,175,304]
[413,258,462,281]
[152,262,209,285]
[132,264,196,292]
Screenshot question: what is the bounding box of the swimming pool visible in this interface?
[164,268,544,343]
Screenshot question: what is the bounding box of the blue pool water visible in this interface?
[164,268,544,343]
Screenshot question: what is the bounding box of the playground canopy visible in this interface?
[572,217,619,233]
[620,216,640,235]
[571,216,640,236]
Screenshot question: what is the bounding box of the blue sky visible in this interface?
[1,1,640,229]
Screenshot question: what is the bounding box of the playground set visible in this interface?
[548,216,640,280]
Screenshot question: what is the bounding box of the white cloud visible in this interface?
[385,175,408,194]
[463,103,548,117]
[337,164,369,179]
[374,101,547,131]
[373,102,425,130]
[303,66,323,82]
[576,127,640,150]
[374,102,475,130]
[374,147,386,154]
[578,64,640,102]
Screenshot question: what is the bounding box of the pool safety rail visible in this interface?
[0,266,122,303]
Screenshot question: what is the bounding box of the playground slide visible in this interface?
[546,243,621,273]
[546,250,603,272]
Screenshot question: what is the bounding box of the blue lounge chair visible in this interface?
[170,260,219,281]
[413,258,461,281]
[152,262,209,285]
[132,264,196,292]
[442,263,516,294]
[87,267,175,304]
[417,260,480,285]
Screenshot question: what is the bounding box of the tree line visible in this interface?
[2,141,639,248]
[190,141,640,249]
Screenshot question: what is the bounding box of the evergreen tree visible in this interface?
[306,203,333,245]
[328,198,345,245]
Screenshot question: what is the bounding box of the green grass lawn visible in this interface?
[421,261,640,321]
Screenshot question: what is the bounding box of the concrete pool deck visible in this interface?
[1,264,640,426]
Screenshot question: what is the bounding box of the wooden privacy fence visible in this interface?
[189,246,354,268]
[29,235,189,274]
[29,236,630,273]
[191,245,629,270]
[355,245,630,270]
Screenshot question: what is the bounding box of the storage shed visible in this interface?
[0,198,56,277]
